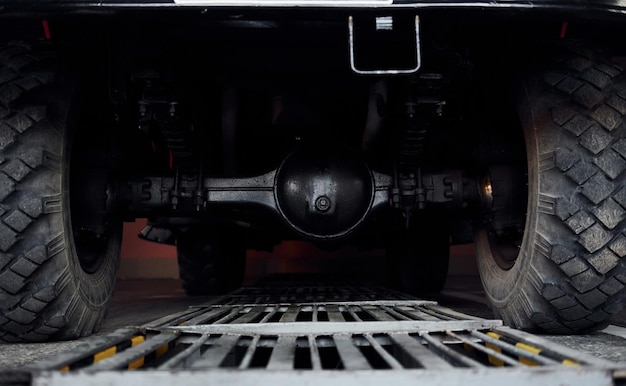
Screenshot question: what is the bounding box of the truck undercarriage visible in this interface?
[1,1,626,341]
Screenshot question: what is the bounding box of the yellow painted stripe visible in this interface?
[56,335,148,372]
[126,335,147,370]
[486,332,501,340]
[131,335,145,346]
[488,332,579,366]
[485,332,505,367]
[486,342,505,367]
[128,357,145,370]
[485,331,504,367]
[515,342,540,366]
[562,359,579,366]
[515,342,541,355]
[155,343,169,358]
[93,346,117,363]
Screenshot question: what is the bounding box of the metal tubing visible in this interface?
[158,333,212,369]
[85,332,180,372]
[349,15,421,75]
[445,330,520,367]
[420,333,484,368]
[470,330,558,366]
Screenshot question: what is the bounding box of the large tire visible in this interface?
[0,42,121,342]
[177,229,246,296]
[476,41,626,333]
[387,220,450,295]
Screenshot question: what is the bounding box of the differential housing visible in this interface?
[274,145,374,240]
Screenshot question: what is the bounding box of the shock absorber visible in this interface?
[391,74,445,222]
[398,84,426,172]
[392,77,427,221]
[138,79,202,211]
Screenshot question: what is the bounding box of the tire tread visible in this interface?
[542,46,626,332]
[478,41,626,333]
[0,41,120,342]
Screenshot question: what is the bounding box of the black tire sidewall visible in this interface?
[476,42,626,332]
[63,70,121,311]
[475,76,542,315]
[0,42,122,341]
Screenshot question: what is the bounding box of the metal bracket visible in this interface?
[349,15,422,75]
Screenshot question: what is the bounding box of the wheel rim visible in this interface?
[70,155,118,274]
[74,229,113,273]
[486,228,524,270]
[481,164,528,271]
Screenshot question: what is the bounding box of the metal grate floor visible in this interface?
[14,284,626,386]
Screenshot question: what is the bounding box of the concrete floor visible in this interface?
[0,279,214,369]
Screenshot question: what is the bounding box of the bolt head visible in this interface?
[315,196,331,212]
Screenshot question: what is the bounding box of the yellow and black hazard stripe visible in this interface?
[132,338,178,370]
[484,332,579,367]
[58,334,177,372]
